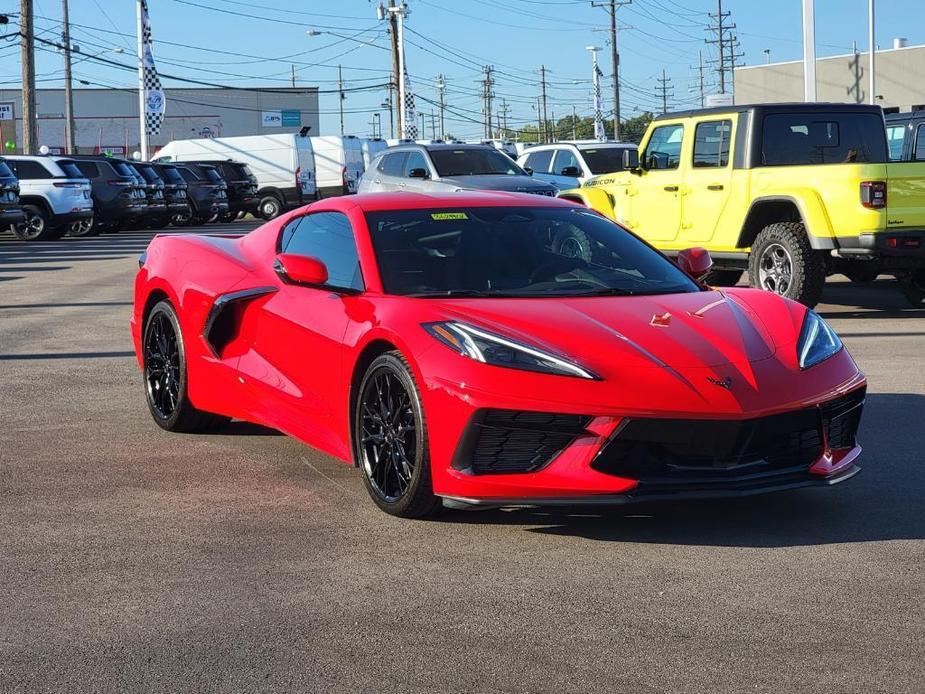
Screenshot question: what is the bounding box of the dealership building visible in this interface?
[0,86,320,156]
[733,41,925,113]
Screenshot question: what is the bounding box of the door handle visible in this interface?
[663,185,679,192]
[707,184,724,191]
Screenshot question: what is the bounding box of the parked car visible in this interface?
[149,162,192,226]
[358,143,558,197]
[173,162,229,225]
[518,141,638,189]
[0,157,25,232]
[181,159,258,222]
[126,161,169,229]
[68,155,147,235]
[155,133,317,220]
[885,110,925,161]
[560,103,925,307]
[310,135,365,197]
[3,155,92,240]
[132,191,865,518]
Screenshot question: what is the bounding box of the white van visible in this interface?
[154,133,317,219]
[360,138,388,171]
[309,135,365,197]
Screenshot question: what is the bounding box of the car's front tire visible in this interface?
[354,352,441,518]
[12,204,63,241]
[748,222,826,307]
[258,195,282,220]
[142,300,228,432]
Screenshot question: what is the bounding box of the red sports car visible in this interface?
[131,192,866,517]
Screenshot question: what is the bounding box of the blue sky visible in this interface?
[0,0,919,139]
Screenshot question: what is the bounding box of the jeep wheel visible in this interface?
[748,222,826,307]
[899,270,925,307]
[702,269,742,287]
[12,204,62,241]
[553,228,595,263]
[258,195,282,220]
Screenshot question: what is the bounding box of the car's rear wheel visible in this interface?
[702,269,742,287]
[143,300,229,432]
[12,204,62,241]
[67,216,98,237]
[748,222,826,307]
[355,352,440,518]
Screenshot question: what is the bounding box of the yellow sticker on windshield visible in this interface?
[431,212,468,220]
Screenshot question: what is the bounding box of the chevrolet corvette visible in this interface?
[131,192,866,517]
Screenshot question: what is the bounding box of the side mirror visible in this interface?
[676,247,713,280]
[274,253,328,287]
[560,165,581,177]
[523,167,533,176]
[408,167,429,179]
[622,148,640,171]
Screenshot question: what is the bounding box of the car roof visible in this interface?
[885,111,925,122]
[653,102,884,122]
[321,191,578,213]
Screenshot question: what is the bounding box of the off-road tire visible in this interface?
[748,222,826,307]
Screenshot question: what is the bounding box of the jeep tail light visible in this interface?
[860,181,887,209]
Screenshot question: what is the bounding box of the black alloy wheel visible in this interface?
[355,352,440,517]
[142,300,228,432]
[13,204,62,241]
[67,215,98,237]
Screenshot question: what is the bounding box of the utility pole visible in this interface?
[591,0,630,141]
[656,69,673,114]
[290,64,296,88]
[20,0,37,154]
[696,50,705,106]
[706,0,734,95]
[499,99,509,139]
[384,1,401,139]
[539,65,549,143]
[429,110,436,140]
[436,74,446,140]
[419,112,425,139]
[338,64,345,135]
[61,0,75,153]
[481,65,494,139]
[868,0,876,104]
[536,95,542,143]
[572,105,578,139]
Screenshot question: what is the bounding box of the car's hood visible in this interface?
[431,290,782,374]
[436,174,555,193]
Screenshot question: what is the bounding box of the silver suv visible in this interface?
[357,143,558,197]
[4,155,92,241]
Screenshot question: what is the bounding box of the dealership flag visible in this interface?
[140,0,165,135]
[593,58,606,142]
[403,68,418,139]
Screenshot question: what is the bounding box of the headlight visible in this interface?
[423,321,598,379]
[797,310,843,369]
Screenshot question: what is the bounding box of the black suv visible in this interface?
[127,161,169,229]
[174,163,229,225]
[69,155,146,235]
[188,160,258,222]
[149,162,192,226]
[0,157,25,231]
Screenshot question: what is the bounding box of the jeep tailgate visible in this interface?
[886,162,925,229]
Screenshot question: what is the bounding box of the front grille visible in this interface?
[592,388,865,483]
[455,409,591,475]
[527,189,556,197]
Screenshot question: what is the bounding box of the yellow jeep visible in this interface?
[559,103,925,307]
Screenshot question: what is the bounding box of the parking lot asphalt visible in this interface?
[1,223,923,694]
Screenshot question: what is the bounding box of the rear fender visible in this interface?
[740,192,836,250]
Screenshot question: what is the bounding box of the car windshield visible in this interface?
[0,160,13,178]
[159,166,184,185]
[365,206,700,298]
[57,160,84,179]
[580,147,630,174]
[428,148,525,176]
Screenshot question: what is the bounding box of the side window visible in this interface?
[379,153,407,176]
[692,120,732,168]
[11,160,51,179]
[552,149,581,174]
[177,166,198,183]
[524,149,553,173]
[643,124,684,170]
[403,151,429,176]
[280,212,364,290]
[76,161,100,178]
[887,125,906,161]
[914,124,925,161]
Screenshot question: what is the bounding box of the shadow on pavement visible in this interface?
[436,393,925,547]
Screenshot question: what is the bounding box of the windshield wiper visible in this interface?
[406,289,496,298]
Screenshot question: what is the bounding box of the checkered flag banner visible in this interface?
[140,0,165,135]
[593,61,606,142]
[403,69,418,139]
